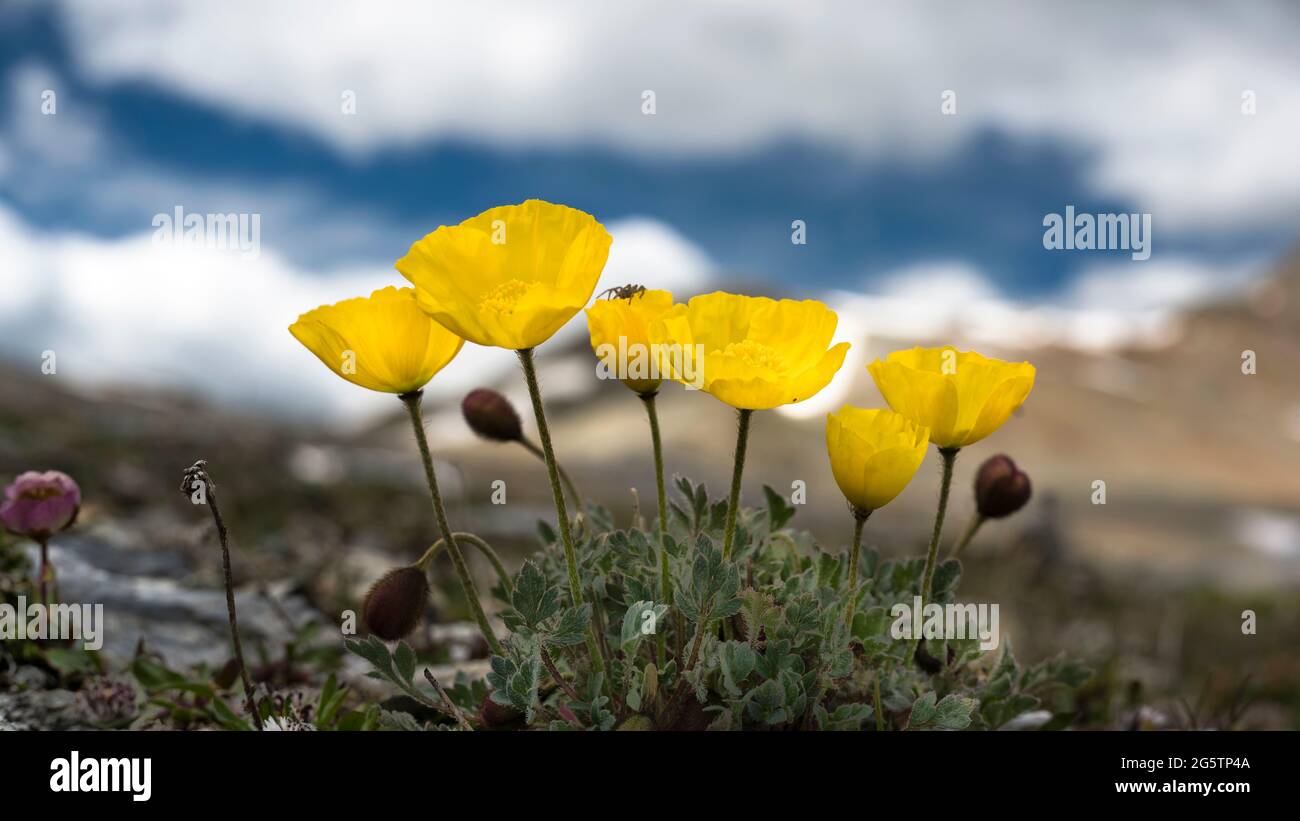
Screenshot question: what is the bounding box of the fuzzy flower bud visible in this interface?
[362,565,430,640]
[974,454,1032,519]
[461,388,523,443]
[0,470,81,540]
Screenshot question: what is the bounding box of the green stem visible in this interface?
[874,674,885,731]
[663,608,712,723]
[721,409,753,561]
[641,391,673,665]
[400,391,504,657]
[521,438,585,514]
[540,644,582,703]
[844,508,870,629]
[36,537,50,608]
[908,447,959,664]
[516,349,605,676]
[949,513,985,560]
[415,532,513,597]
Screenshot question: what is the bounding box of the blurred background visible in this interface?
[1,1,1298,727]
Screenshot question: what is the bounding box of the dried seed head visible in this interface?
[362,565,430,641]
[461,388,523,443]
[973,454,1032,519]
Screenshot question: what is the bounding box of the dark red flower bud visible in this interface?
[362,566,429,641]
[974,454,1032,519]
[478,692,525,730]
[461,388,523,443]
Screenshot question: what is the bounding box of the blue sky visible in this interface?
[1,1,1297,420]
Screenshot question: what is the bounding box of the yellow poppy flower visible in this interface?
[825,406,929,512]
[586,289,675,395]
[395,199,612,350]
[867,347,1035,449]
[289,286,464,394]
[649,291,850,410]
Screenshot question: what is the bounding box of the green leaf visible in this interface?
[380,710,424,731]
[547,604,592,647]
[909,691,937,726]
[393,641,417,685]
[739,589,780,645]
[315,675,349,729]
[823,703,874,731]
[931,559,962,601]
[130,656,189,694]
[619,601,668,652]
[345,636,394,679]
[754,638,804,679]
[675,535,741,624]
[851,606,889,643]
[536,520,557,546]
[512,560,561,629]
[762,485,796,531]
[209,696,252,731]
[933,694,978,730]
[45,646,98,676]
[718,641,756,697]
[745,679,788,726]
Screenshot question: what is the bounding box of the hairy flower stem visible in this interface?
[721,409,753,561]
[664,609,712,721]
[719,409,753,641]
[949,514,985,560]
[399,391,504,657]
[909,447,959,664]
[540,644,582,702]
[520,438,585,513]
[640,391,675,664]
[516,349,605,676]
[180,461,262,730]
[844,508,871,629]
[873,674,885,731]
[35,537,50,608]
[416,532,514,597]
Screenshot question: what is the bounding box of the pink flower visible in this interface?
[0,470,81,539]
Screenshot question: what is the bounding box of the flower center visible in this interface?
[21,486,66,501]
[479,279,536,314]
[722,339,783,371]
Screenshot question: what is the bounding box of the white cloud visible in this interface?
[49,0,1300,230]
[0,203,715,426]
[816,255,1262,360]
[593,217,713,298]
[1062,259,1247,314]
[4,62,104,169]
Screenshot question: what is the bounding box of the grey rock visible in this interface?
[0,689,86,731]
[24,539,328,672]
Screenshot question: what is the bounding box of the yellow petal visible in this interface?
[586,289,674,394]
[395,200,612,349]
[867,347,1034,448]
[825,406,929,511]
[868,356,959,445]
[786,342,851,405]
[289,286,464,394]
[649,291,849,410]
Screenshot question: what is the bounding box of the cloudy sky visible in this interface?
[1,0,1297,421]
